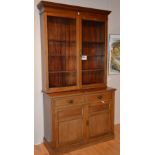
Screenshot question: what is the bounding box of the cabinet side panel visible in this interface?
[111,91,115,134]
[43,94,52,142]
[40,13,48,91]
[104,19,108,87]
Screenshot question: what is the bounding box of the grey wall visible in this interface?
[34,0,120,144]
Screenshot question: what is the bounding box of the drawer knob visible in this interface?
[68,100,74,104]
[97,95,103,99]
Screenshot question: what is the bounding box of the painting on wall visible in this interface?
[109,34,120,74]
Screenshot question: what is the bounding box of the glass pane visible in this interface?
[82,20,105,85]
[47,16,77,88]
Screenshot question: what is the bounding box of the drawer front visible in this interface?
[86,92,112,103]
[58,107,83,122]
[89,101,110,114]
[54,95,84,107]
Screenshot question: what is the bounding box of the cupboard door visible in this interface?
[46,15,78,91]
[56,106,84,146]
[88,102,111,139]
[81,18,107,88]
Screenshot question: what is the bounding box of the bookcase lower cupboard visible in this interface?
[43,88,115,153]
[37,1,116,154]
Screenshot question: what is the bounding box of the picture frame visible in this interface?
[109,34,120,74]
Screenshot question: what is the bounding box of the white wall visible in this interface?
[34,1,44,145]
[108,0,120,125]
[34,0,120,144]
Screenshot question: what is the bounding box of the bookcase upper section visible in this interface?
[37,1,111,93]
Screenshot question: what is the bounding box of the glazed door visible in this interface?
[46,12,79,92]
[80,15,107,88]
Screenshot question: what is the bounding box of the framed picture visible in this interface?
[109,34,120,74]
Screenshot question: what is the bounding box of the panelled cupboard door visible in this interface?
[45,12,79,92]
[81,14,108,89]
[88,102,111,139]
[56,105,85,146]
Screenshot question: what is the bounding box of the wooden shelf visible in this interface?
[49,71,76,88]
[48,40,76,43]
[49,55,104,57]
[48,55,76,57]
[82,69,104,72]
[83,41,105,44]
[86,54,104,57]
[49,71,76,73]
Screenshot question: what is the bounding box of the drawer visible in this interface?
[86,92,112,103]
[54,95,84,107]
[89,102,110,114]
[58,107,83,122]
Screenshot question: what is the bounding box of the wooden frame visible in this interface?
[109,34,120,74]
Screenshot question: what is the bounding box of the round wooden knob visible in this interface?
[69,100,74,104]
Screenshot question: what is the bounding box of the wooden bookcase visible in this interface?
[37,1,116,154]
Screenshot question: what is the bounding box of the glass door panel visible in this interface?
[82,20,105,85]
[47,16,77,88]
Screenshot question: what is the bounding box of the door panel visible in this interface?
[57,105,84,146]
[58,119,83,145]
[88,102,111,139]
[89,111,110,138]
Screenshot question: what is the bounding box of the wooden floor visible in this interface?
[34,125,120,155]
